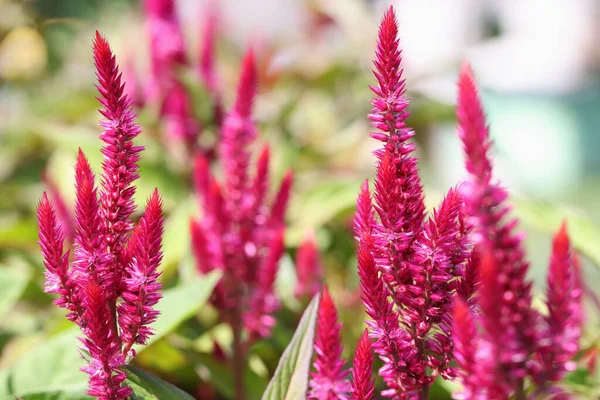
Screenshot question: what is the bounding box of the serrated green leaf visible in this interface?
[261,295,319,400]
[125,365,195,400]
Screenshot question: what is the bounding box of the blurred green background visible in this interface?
[0,0,599,398]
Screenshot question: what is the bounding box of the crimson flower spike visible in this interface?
[220,49,258,219]
[80,282,130,400]
[143,0,198,145]
[118,190,164,356]
[38,32,165,400]
[94,31,143,298]
[452,298,480,400]
[308,287,351,400]
[533,222,583,386]
[42,172,74,243]
[457,61,538,395]
[356,234,409,398]
[350,330,375,400]
[37,194,81,323]
[294,230,323,300]
[72,149,108,288]
[199,0,220,93]
[369,6,425,292]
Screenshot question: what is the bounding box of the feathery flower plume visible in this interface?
[457,62,537,394]
[368,7,425,292]
[80,282,131,400]
[353,180,375,239]
[356,234,411,397]
[351,330,375,400]
[42,172,74,243]
[406,188,469,379]
[452,298,479,400]
[294,230,323,300]
[94,31,143,298]
[308,287,351,400]
[144,0,198,145]
[37,193,81,323]
[38,32,164,399]
[119,190,164,356]
[533,222,583,385]
[355,7,473,397]
[199,0,220,94]
[72,149,108,289]
[190,50,293,399]
[220,49,258,219]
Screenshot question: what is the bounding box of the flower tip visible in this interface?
[234,48,258,117]
[553,220,570,254]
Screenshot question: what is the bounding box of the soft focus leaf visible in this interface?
[17,388,91,399]
[194,353,267,400]
[0,266,29,321]
[0,273,220,397]
[261,295,319,400]
[125,365,195,400]
[513,197,600,270]
[0,329,86,398]
[137,270,221,352]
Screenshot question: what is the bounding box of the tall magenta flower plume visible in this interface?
[144,0,198,146]
[351,329,375,400]
[533,222,583,387]
[308,287,351,400]
[295,230,323,300]
[354,7,473,398]
[454,63,583,398]
[37,32,164,400]
[190,48,293,400]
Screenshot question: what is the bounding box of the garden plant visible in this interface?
[0,1,596,400]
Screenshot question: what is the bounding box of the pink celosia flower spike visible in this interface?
[244,229,285,341]
[308,287,351,400]
[37,193,81,323]
[199,0,220,93]
[72,149,108,288]
[93,31,143,298]
[81,282,131,400]
[42,172,74,243]
[353,180,374,239]
[457,61,537,395]
[220,49,258,219]
[452,298,480,400]
[294,230,323,300]
[407,187,469,379]
[369,6,425,292]
[119,189,164,356]
[534,222,582,385]
[144,0,198,145]
[351,329,375,400]
[356,234,409,398]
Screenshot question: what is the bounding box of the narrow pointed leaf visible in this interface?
[262,295,319,400]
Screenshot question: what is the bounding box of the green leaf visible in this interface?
[138,270,221,352]
[0,267,29,321]
[17,387,91,400]
[513,198,600,271]
[261,295,319,400]
[0,271,220,397]
[0,329,87,397]
[193,353,267,400]
[125,365,195,400]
